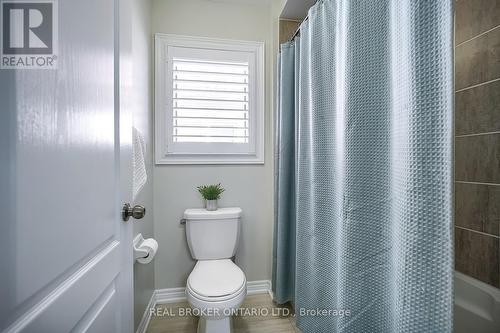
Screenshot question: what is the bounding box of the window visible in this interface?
[155,34,265,164]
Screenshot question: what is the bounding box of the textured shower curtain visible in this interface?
[273,1,453,332]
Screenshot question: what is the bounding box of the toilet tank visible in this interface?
[184,207,242,260]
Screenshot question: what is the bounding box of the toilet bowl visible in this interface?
[186,259,246,332]
[183,208,246,333]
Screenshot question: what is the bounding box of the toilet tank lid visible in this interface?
[184,207,242,220]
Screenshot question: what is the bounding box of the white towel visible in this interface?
[132,127,147,201]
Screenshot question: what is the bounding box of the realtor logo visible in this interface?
[1,0,57,69]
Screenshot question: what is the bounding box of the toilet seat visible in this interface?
[187,281,246,302]
[187,259,246,302]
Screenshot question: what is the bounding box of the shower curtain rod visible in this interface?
[288,0,321,42]
[290,16,307,41]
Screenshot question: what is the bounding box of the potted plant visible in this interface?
[197,183,225,211]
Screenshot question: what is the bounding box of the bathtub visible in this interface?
[454,271,500,333]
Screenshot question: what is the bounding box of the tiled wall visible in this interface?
[279,19,300,45]
[455,0,500,288]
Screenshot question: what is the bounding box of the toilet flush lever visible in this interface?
[122,203,146,221]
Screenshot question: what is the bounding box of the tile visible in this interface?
[455,27,500,90]
[279,20,300,45]
[455,227,499,287]
[455,0,500,44]
[455,182,500,236]
[455,134,500,183]
[455,80,500,135]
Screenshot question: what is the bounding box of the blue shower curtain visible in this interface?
[272,1,453,332]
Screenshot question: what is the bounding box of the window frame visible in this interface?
[154,34,265,165]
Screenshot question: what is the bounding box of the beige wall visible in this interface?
[151,0,277,289]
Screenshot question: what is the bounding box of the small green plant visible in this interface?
[197,183,225,200]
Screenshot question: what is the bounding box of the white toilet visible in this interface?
[184,207,247,333]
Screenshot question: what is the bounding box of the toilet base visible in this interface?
[197,316,232,333]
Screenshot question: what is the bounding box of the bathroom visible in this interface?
[0,0,498,332]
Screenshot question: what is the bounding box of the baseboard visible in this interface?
[246,280,272,296]
[155,279,271,304]
[135,290,156,333]
[136,279,272,332]
[155,287,187,304]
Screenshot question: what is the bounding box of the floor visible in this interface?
[146,294,302,333]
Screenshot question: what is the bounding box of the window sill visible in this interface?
[155,155,265,165]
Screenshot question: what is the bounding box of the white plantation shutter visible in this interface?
[155,35,264,164]
[172,59,250,144]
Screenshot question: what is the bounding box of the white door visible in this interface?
[0,0,135,332]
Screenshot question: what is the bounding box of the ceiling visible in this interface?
[280,0,316,20]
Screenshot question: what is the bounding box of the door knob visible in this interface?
[122,203,146,221]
